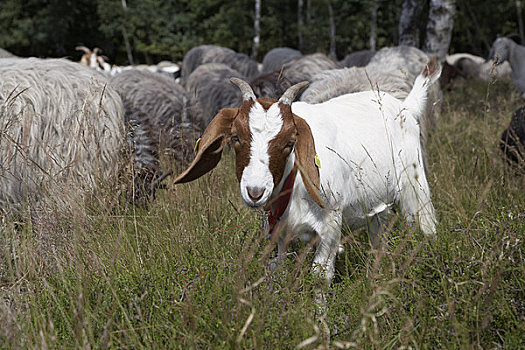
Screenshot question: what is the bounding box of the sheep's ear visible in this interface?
[293,114,325,208]
[174,108,238,184]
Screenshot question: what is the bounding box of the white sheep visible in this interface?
[489,37,525,98]
[0,58,124,213]
[173,59,441,283]
[446,52,511,82]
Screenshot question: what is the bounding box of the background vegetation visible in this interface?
[0,0,523,64]
[0,75,524,348]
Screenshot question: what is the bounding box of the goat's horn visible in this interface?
[279,81,309,105]
[230,77,256,101]
[93,47,102,54]
[75,46,91,53]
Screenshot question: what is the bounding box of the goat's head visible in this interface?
[174,78,325,209]
[76,46,110,72]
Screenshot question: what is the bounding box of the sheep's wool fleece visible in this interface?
[0,58,124,212]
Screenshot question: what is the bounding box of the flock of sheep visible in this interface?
[0,38,523,223]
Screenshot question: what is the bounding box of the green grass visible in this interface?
[1,79,524,348]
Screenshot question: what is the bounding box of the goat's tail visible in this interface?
[402,57,442,121]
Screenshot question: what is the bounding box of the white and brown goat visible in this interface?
[76,46,111,73]
[174,60,441,282]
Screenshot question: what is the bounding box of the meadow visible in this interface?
[0,78,524,349]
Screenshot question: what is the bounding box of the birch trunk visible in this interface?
[370,0,378,51]
[517,0,525,44]
[306,0,311,24]
[398,0,425,47]
[327,0,336,59]
[121,0,134,65]
[252,0,261,59]
[423,0,456,61]
[298,0,304,51]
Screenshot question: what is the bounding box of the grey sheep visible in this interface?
[186,63,245,128]
[489,37,525,98]
[251,53,341,99]
[180,45,259,85]
[300,46,442,173]
[0,48,16,59]
[261,47,302,73]
[109,69,201,201]
[0,58,124,213]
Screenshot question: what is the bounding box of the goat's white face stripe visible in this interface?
[89,53,98,69]
[240,101,283,206]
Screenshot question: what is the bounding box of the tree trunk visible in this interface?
[517,0,525,44]
[369,0,378,51]
[298,0,303,51]
[423,0,456,61]
[252,0,261,59]
[306,0,311,24]
[327,0,336,59]
[121,0,134,65]
[398,0,425,47]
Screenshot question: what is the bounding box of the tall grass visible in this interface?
[1,79,524,348]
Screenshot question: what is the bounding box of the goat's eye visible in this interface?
[284,141,295,150]
[231,135,240,144]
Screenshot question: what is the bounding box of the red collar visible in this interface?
[264,165,297,237]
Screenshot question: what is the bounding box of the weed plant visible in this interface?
[0,79,524,348]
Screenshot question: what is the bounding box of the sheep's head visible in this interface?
[174,78,325,209]
[489,38,510,65]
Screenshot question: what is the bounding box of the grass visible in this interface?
[1,78,524,348]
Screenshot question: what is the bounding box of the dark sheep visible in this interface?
[261,47,302,73]
[109,70,201,201]
[250,53,341,99]
[340,50,376,68]
[500,106,525,169]
[181,45,259,85]
[186,63,245,128]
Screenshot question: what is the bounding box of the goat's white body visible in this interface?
[271,75,437,280]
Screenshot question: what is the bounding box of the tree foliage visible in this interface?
[0,0,522,64]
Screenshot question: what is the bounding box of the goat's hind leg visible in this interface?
[399,167,437,236]
[312,212,343,283]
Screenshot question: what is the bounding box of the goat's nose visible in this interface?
[247,186,264,201]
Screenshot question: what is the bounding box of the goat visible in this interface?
[0,58,124,213]
[340,49,376,68]
[76,46,111,73]
[261,47,302,73]
[173,59,441,284]
[250,53,341,99]
[489,37,525,98]
[186,63,246,128]
[500,106,525,169]
[180,45,259,85]
[109,69,201,201]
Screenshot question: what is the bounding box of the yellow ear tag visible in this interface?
[194,137,201,153]
[314,154,321,168]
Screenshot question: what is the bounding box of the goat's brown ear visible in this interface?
[293,115,325,208]
[174,108,238,184]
